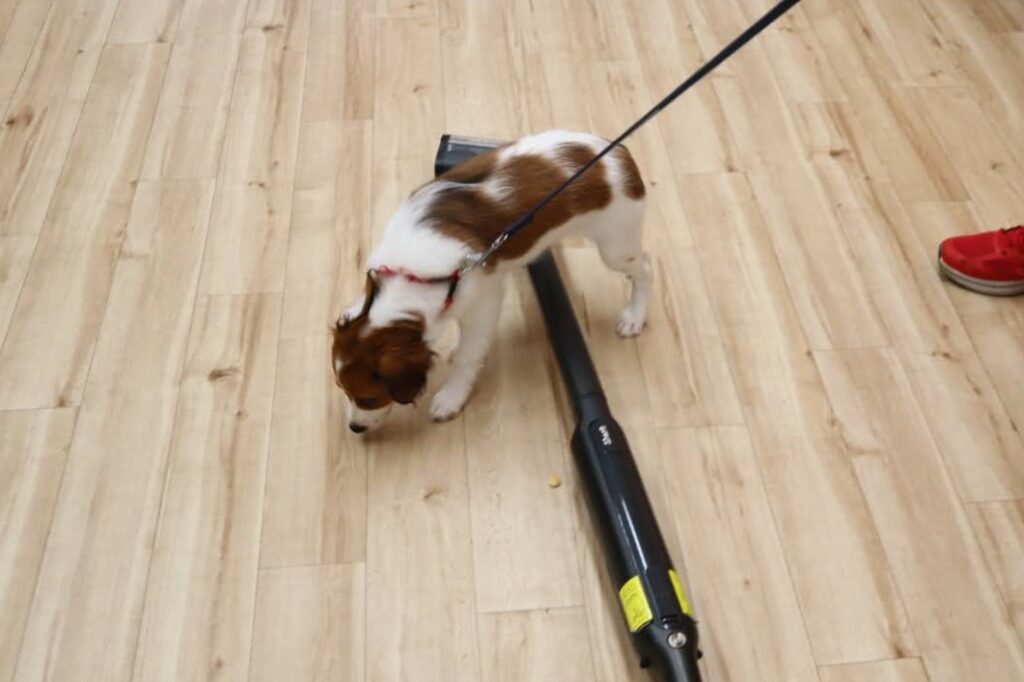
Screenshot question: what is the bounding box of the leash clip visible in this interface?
[460,232,508,275]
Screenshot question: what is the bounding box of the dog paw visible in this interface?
[616,307,646,337]
[430,384,470,422]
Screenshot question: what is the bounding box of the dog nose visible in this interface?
[349,423,368,434]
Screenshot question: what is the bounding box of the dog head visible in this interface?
[331,275,433,433]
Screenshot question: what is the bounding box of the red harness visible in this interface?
[370,265,462,310]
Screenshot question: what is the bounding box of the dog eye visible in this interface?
[371,370,382,382]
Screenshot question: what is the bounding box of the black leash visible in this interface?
[460,0,803,272]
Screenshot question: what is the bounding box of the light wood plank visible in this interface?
[0,235,33,342]
[250,564,365,682]
[747,164,888,350]
[369,14,444,241]
[372,16,443,166]
[911,85,1024,231]
[303,0,373,123]
[570,504,649,682]
[282,0,373,336]
[494,0,557,133]
[439,0,518,139]
[0,0,54,112]
[522,0,588,132]
[477,608,598,682]
[640,247,745,428]
[0,43,168,409]
[923,0,1024,142]
[76,179,215,389]
[108,0,184,44]
[200,21,307,294]
[342,0,375,121]
[904,201,1024,473]
[901,348,1024,501]
[820,658,931,682]
[759,7,849,103]
[0,0,19,46]
[378,0,435,19]
[618,0,739,174]
[364,413,480,682]
[967,501,1024,643]
[462,282,583,613]
[810,7,969,205]
[815,347,1024,681]
[680,172,913,665]
[284,120,372,337]
[132,293,280,682]
[556,0,633,63]
[968,0,1024,33]
[0,0,123,237]
[855,0,966,88]
[260,334,366,567]
[140,32,243,180]
[659,425,819,681]
[245,0,311,51]
[793,103,1024,501]
[0,407,75,682]
[175,0,250,44]
[200,181,295,295]
[694,8,887,350]
[13,179,214,682]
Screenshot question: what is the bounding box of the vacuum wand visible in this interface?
[528,251,702,682]
[435,136,703,682]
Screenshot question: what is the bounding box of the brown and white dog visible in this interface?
[332,130,650,433]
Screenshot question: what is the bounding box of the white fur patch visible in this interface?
[500,130,607,161]
[496,129,635,194]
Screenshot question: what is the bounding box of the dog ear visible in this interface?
[337,272,380,330]
[376,320,432,405]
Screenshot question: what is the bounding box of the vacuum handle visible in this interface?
[571,415,703,682]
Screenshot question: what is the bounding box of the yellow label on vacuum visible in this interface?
[669,569,693,615]
[618,576,653,632]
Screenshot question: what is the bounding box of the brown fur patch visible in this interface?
[424,141,640,262]
[332,312,432,408]
[612,144,646,199]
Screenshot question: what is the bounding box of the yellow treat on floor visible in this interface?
[548,474,562,489]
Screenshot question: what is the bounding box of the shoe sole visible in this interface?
[938,253,1024,296]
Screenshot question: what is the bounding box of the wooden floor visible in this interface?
[1,0,1023,679]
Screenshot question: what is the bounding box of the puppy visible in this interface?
[332,130,651,433]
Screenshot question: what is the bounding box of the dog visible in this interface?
[332,130,651,433]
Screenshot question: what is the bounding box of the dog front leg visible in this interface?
[429,279,504,422]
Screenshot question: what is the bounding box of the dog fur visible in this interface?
[332,130,650,432]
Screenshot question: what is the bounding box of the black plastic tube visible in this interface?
[435,136,702,681]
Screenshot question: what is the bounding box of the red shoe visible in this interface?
[938,225,1024,296]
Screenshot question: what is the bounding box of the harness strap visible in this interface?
[371,265,461,310]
